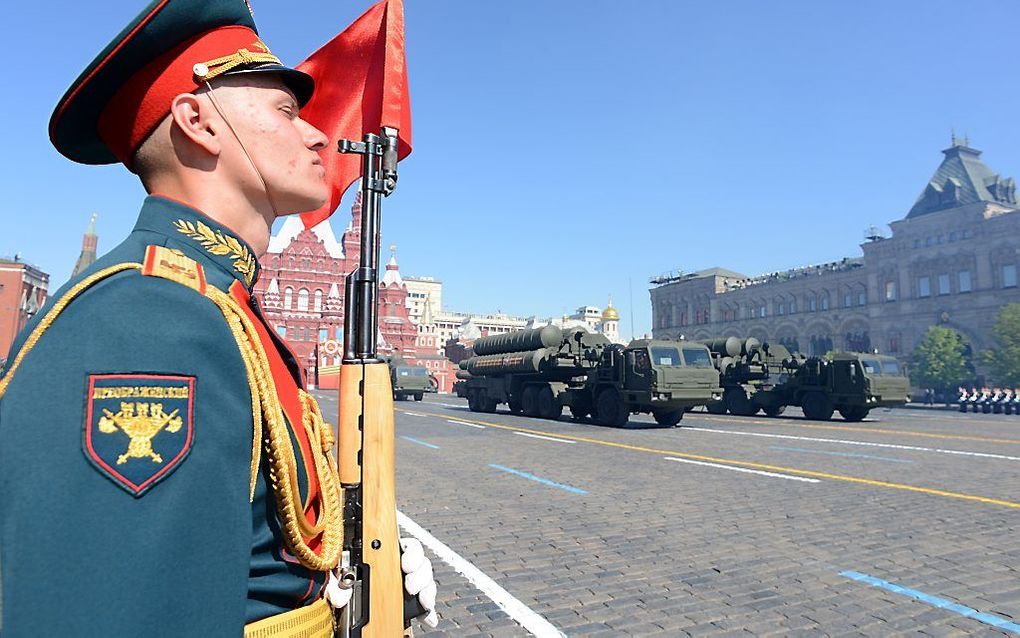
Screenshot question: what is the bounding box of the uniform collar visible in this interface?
[133,194,261,290]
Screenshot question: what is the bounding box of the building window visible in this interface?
[777,302,784,316]
[820,294,829,311]
[790,300,797,314]
[759,305,767,318]
[319,328,328,342]
[858,291,866,306]
[284,287,293,309]
[808,296,817,312]
[918,276,930,298]
[949,232,957,243]
[276,325,287,338]
[925,237,932,247]
[1004,264,1018,288]
[885,281,897,302]
[314,290,323,312]
[962,229,972,239]
[298,289,309,311]
[936,235,943,245]
[959,270,972,293]
[913,239,920,249]
[937,274,950,296]
[843,293,852,308]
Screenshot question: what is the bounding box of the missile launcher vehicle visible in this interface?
[698,337,911,421]
[462,326,721,427]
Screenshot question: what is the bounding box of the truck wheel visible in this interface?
[838,406,869,422]
[706,401,727,415]
[724,387,757,417]
[482,396,498,413]
[653,409,684,426]
[467,392,481,412]
[763,405,786,418]
[537,386,562,420]
[802,392,834,421]
[414,393,423,402]
[595,389,629,427]
[521,386,539,417]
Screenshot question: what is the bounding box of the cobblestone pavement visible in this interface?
[312,391,1020,637]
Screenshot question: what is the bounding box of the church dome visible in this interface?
[602,296,619,322]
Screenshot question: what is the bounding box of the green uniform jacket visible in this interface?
[0,196,326,636]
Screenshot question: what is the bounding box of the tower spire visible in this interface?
[71,213,99,278]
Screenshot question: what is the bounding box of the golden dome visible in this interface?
[602,296,619,322]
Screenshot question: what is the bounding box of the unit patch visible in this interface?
[84,374,195,496]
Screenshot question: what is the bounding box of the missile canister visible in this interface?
[700,337,741,358]
[464,348,554,376]
[472,325,563,356]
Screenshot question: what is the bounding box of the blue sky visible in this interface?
[3,1,1020,340]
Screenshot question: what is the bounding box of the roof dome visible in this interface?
[602,295,619,322]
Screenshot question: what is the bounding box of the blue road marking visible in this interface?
[840,570,1020,634]
[489,464,588,495]
[400,436,440,450]
[771,445,913,464]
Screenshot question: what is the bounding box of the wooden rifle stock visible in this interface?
[335,128,423,637]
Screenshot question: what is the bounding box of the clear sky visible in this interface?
[3,0,1020,340]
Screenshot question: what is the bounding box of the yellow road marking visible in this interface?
[699,416,1020,445]
[400,409,1020,510]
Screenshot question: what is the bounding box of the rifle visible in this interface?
[335,127,425,636]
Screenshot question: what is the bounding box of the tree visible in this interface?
[982,303,1020,388]
[910,325,970,392]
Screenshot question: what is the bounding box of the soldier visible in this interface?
[0,0,437,635]
[957,386,969,413]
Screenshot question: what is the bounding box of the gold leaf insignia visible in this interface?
[174,219,256,286]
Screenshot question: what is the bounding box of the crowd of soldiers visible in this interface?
[958,387,1020,414]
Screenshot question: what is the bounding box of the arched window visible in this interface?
[298,289,309,311]
[284,287,293,309]
[314,289,323,312]
[820,293,830,311]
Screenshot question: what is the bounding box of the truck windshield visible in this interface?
[861,359,882,374]
[398,368,428,377]
[649,347,682,366]
[881,359,901,375]
[681,347,713,368]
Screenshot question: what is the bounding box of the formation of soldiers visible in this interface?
[958,387,1020,414]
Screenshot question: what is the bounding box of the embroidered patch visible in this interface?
[83,374,195,497]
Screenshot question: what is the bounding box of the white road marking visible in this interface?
[397,511,565,638]
[446,419,486,430]
[685,427,1020,462]
[663,456,821,483]
[436,402,468,408]
[514,432,575,444]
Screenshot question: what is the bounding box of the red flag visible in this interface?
[297,0,412,229]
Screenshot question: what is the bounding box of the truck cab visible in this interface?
[590,339,722,426]
[390,365,430,401]
[849,354,911,408]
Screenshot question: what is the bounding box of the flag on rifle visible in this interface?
[298,0,412,229]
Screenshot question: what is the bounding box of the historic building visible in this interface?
[71,214,99,278]
[253,194,418,382]
[0,256,49,362]
[650,139,1020,359]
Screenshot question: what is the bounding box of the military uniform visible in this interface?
[0,0,344,635]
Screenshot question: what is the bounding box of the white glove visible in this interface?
[324,570,354,609]
[400,537,439,628]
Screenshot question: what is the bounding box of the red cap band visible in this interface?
[98,25,262,166]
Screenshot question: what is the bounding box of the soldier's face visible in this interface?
[209,76,329,216]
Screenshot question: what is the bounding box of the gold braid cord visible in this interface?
[204,287,343,572]
[0,263,143,400]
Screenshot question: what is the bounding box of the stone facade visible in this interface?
[650,140,1020,360]
[0,257,49,362]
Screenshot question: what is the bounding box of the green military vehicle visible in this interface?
[462,326,721,427]
[386,356,430,401]
[699,336,911,421]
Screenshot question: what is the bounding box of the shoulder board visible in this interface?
[141,245,207,294]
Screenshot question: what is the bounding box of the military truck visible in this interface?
[462,326,721,427]
[386,356,430,401]
[699,336,911,421]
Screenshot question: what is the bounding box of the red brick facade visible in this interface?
[253,195,420,383]
[0,259,49,362]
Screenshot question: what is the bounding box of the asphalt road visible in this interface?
[311,391,1020,638]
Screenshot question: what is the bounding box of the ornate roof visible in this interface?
[907,138,1018,218]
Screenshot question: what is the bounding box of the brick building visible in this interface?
[650,139,1020,360]
[0,257,49,363]
[253,194,419,383]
